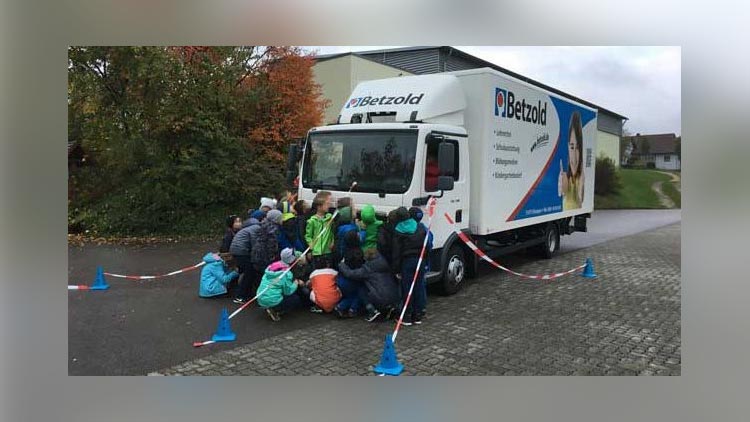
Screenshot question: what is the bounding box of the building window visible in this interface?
[664,155,671,162]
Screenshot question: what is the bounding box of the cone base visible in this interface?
[211,333,236,342]
[374,363,403,376]
[90,284,110,290]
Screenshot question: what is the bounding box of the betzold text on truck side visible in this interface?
[286,68,597,295]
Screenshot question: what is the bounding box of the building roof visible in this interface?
[622,133,680,154]
[314,51,415,75]
[349,46,628,121]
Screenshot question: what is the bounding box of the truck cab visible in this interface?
[294,75,472,293]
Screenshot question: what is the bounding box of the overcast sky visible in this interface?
[303,46,681,136]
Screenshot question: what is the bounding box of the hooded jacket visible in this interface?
[338,253,399,308]
[199,252,238,298]
[256,261,297,309]
[308,268,342,312]
[250,218,280,268]
[360,204,383,251]
[229,219,260,256]
[279,215,305,252]
[305,212,334,256]
[334,207,364,262]
[391,218,429,273]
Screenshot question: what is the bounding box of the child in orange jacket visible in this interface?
[305,267,342,313]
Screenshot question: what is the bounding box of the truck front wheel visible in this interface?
[440,245,466,295]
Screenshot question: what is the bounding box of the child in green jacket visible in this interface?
[359,204,383,252]
[305,191,335,269]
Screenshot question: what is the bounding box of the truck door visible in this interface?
[423,133,468,249]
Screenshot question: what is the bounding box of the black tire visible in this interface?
[439,244,466,295]
[537,223,559,259]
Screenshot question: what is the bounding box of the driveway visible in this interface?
[69,209,680,375]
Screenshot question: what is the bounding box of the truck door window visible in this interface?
[425,137,459,192]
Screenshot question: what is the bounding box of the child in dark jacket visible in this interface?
[333,229,365,318]
[390,206,430,326]
[278,201,306,253]
[333,206,364,265]
[220,215,242,253]
[409,206,433,309]
[338,249,400,322]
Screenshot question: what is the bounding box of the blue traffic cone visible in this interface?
[90,266,110,290]
[581,258,597,279]
[211,308,236,342]
[373,334,403,376]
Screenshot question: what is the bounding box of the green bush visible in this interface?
[594,156,622,196]
[68,47,320,237]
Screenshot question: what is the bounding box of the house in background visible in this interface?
[312,46,628,167]
[620,133,681,170]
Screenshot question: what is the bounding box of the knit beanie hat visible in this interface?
[408,206,424,222]
[280,248,296,265]
[266,209,283,225]
[251,210,266,221]
[394,206,410,224]
[260,197,276,210]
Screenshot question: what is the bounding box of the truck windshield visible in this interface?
[302,130,418,194]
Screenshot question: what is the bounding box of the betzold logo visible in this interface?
[493,87,548,126]
[495,88,507,117]
[346,93,425,108]
[530,133,550,152]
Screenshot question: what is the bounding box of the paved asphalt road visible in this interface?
[68,209,681,375]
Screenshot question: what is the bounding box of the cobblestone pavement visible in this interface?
[155,223,681,376]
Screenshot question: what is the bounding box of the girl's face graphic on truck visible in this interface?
[568,130,580,175]
[567,111,583,178]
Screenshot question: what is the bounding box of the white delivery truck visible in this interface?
[286,67,597,294]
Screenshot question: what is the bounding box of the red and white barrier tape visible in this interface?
[391,198,436,343]
[68,285,90,290]
[104,261,206,280]
[444,213,586,280]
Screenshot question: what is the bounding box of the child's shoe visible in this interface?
[364,308,382,322]
[266,308,281,322]
[309,305,323,313]
[401,315,413,326]
[334,307,346,319]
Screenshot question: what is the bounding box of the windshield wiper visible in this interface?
[313,182,343,190]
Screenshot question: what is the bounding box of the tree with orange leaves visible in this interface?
[68,46,327,236]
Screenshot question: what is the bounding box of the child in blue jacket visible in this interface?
[199,252,239,298]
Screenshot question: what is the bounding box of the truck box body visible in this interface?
[450,68,597,235]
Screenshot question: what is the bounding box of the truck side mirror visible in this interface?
[285,144,299,185]
[438,141,455,177]
[437,175,454,191]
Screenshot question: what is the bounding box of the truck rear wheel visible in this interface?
[439,245,466,295]
[537,223,559,259]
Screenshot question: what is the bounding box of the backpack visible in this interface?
[251,220,279,268]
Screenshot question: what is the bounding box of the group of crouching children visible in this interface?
[199,190,432,326]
